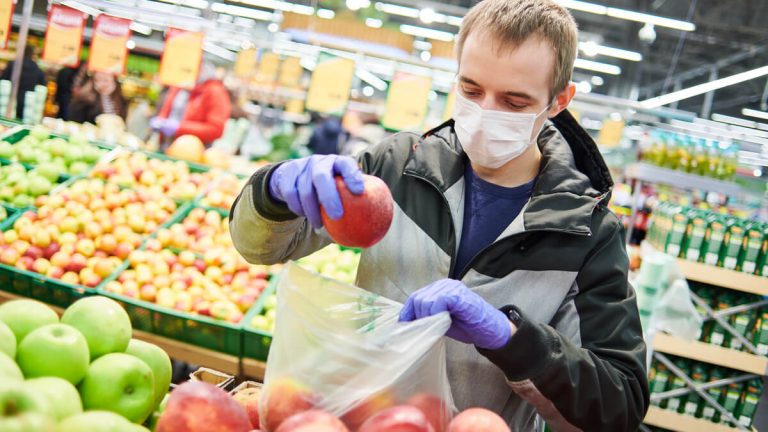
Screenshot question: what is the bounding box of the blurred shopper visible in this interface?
[1,44,46,119]
[307,115,347,155]
[341,113,386,157]
[68,71,126,124]
[54,64,85,120]
[149,62,231,147]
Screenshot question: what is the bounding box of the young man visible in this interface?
[230,0,649,430]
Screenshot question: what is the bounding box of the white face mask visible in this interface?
[453,90,550,169]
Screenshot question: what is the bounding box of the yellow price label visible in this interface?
[159,29,204,89]
[234,48,257,79]
[88,15,131,75]
[382,72,432,131]
[42,5,86,67]
[0,0,15,49]
[305,53,355,115]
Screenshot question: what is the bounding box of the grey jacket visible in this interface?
[230,111,649,431]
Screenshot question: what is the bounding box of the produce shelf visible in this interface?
[676,259,767,296]
[652,333,768,375]
[241,276,277,362]
[241,358,267,381]
[626,162,742,196]
[644,406,755,432]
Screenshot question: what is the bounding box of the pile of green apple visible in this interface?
[249,292,277,334]
[0,296,172,431]
[0,163,60,209]
[0,179,177,288]
[90,152,217,202]
[296,244,360,285]
[0,125,105,176]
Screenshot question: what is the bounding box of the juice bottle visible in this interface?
[666,207,690,257]
[760,224,768,276]
[709,293,733,348]
[693,285,714,342]
[729,305,754,351]
[707,141,721,178]
[655,132,668,167]
[721,381,743,426]
[722,145,739,180]
[703,214,727,267]
[702,366,726,423]
[679,138,693,173]
[684,363,707,417]
[693,138,709,176]
[754,312,768,356]
[742,222,764,275]
[665,359,689,413]
[650,363,670,407]
[683,209,708,262]
[738,381,761,428]
[665,135,681,170]
[722,218,746,271]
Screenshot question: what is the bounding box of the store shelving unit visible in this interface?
[642,258,767,432]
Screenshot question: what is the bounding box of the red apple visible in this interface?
[232,386,262,429]
[276,410,349,432]
[31,230,52,248]
[0,247,20,265]
[406,394,453,432]
[320,175,393,248]
[61,272,80,285]
[263,378,319,432]
[16,256,34,271]
[24,246,44,261]
[66,254,88,273]
[114,244,132,260]
[42,242,61,259]
[446,408,509,432]
[194,259,206,273]
[156,381,251,432]
[358,406,434,432]
[96,234,118,254]
[32,258,51,275]
[342,391,396,431]
[140,284,158,302]
[75,239,96,257]
[46,266,65,279]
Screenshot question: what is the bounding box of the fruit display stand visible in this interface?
[641,259,768,432]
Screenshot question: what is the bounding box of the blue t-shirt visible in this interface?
[451,166,536,279]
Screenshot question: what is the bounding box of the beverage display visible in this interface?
[641,132,739,180]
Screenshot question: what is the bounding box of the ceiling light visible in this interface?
[419,8,435,24]
[362,86,374,97]
[157,0,208,9]
[317,8,335,19]
[578,41,642,61]
[126,39,136,50]
[574,58,621,75]
[356,68,387,91]
[641,65,768,108]
[267,22,280,32]
[211,3,273,21]
[413,40,432,51]
[590,75,604,86]
[576,81,592,93]
[420,50,431,62]
[60,0,101,16]
[743,108,768,121]
[291,4,314,15]
[300,58,316,71]
[203,43,236,61]
[754,168,763,177]
[375,2,419,18]
[445,15,463,27]
[365,18,383,28]
[346,0,370,11]
[129,22,152,35]
[554,0,695,31]
[711,113,758,128]
[400,24,454,42]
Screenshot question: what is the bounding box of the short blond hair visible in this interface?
[457,0,578,96]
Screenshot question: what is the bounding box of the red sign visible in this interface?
[42,5,86,67]
[88,15,132,74]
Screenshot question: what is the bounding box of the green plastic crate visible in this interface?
[241,276,278,361]
[0,263,95,308]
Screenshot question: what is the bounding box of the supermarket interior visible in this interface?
[0,0,766,431]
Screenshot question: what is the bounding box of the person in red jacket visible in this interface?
[150,61,231,147]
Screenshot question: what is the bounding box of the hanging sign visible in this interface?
[42,5,86,67]
[0,0,15,49]
[255,51,279,85]
[382,72,432,131]
[88,15,131,74]
[234,47,257,79]
[597,118,626,148]
[278,56,302,88]
[305,52,355,115]
[158,29,204,89]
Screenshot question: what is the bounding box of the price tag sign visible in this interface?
[42,5,86,67]
[255,51,279,85]
[0,0,15,49]
[382,72,432,131]
[159,29,204,89]
[278,56,302,88]
[305,52,355,115]
[597,118,625,148]
[88,15,131,75]
[234,47,257,79]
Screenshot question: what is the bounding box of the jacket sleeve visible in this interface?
[478,221,649,432]
[175,83,231,143]
[229,163,333,265]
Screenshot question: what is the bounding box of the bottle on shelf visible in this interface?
[692,138,709,177]
[666,207,690,258]
[701,366,726,423]
[682,209,708,262]
[722,218,746,271]
[742,221,764,275]
[703,213,728,267]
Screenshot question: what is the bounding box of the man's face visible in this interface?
[457,31,562,142]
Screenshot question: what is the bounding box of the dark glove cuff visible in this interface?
[251,162,298,222]
[476,305,559,382]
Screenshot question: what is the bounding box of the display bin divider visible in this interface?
[241,274,278,362]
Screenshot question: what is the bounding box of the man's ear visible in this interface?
[548,82,576,117]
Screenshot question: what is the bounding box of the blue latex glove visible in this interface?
[268,155,365,229]
[149,116,165,131]
[399,279,512,350]
[159,118,180,137]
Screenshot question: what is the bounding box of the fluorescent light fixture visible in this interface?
[291,4,314,15]
[576,80,592,93]
[413,40,432,51]
[574,58,621,75]
[129,22,152,35]
[578,41,641,61]
[641,65,768,108]
[446,15,463,27]
[375,2,418,18]
[711,113,758,128]
[60,0,101,16]
[419,8,436,24]
[419,50,431,62]
[555,0,695,31]
[365,18,383,28]
[300,58,316,71]
[346,0,370,11]
[590,75,604,86]
[157,0,208,9]
[211,3,273,20]
[743,108,768,121]
[356,68,388,91]
[317,8,335,19]
[126,39,136,50]
[203,43,236,61]
[400,24,454,42]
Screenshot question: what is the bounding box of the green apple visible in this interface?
[16,324,89,385]
[25,377,82,421]
[125,339,172,407]
[0,299,59,343]
[0,352,22,381]
[30,125,50,141]
[27,176,52,197]
[0,142,13,159]
[0,321,15,359]
[79,353,155,423]
[61,296,131,360]
[0,382,54,432]
[55,410,136,432]
[68,162,90,176]
[0,412,55,432]
[33,163,63,182]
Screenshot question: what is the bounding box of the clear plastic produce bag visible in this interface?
[260,262,456,432]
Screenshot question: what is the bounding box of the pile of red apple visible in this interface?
[158,376,512,432]
[0,296,172,431]
[199,173,247,210]
[103,229,278,323]
[90,152,217,202]
[0,179,177,287]
[153,207,235,255]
